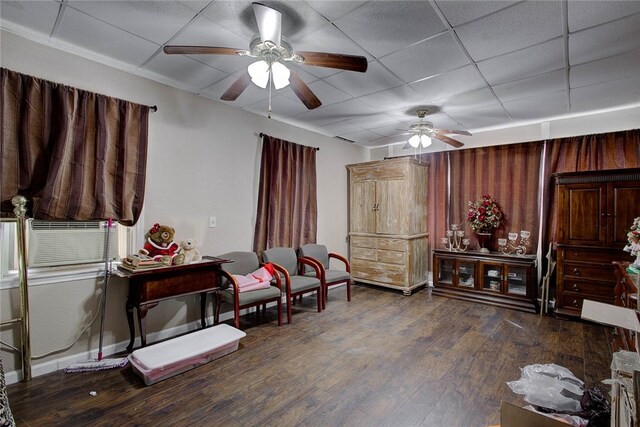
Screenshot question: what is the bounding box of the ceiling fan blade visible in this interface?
[163,46,244,55]
[433,134,465,148]
[220,72,252,101]
[253,2,281,45]
[296,51,368,73]
[289,70,322,110]
[435,129,472,136]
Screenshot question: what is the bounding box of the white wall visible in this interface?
[0,30,368,381]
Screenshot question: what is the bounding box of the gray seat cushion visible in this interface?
[324,269,351,283]
[221,286,281,305]
[289,275,321,293]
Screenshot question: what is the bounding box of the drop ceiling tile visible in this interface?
[346,113,401,130]
[380,33,470,83]
[293,108,353,127]
[502,90,569,120]
[0,0,59,38]
[435,0,520,27]
[304,1,366,22]
[570,75,640,113]
[358,85,429,112]
[317,120,365,137]
[333,1,446,57]
[248,94,310,118]
[197,1,254,40]
[569,13,640,66]
[445,102,511,129]
[324,62,403,98]
[434,87,500,112]
[455,1,562,61]
[476,38,564,85]
[410,65,487,101]
[55,7,160,68]
[571,49,640,88]
[493,70,566,103]
[168,15,251,74]
[142,54,228,92]
[367,122,409,138]
[66,1,195,45]
[568,0,640,32]
[178,1,212,14]
[339,128,384,144]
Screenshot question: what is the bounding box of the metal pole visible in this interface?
[11,195,31,381]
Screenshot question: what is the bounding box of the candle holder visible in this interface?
[442,223,469,252]
[498,230,530,256]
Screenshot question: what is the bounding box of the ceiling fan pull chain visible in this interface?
[268,68,273,119]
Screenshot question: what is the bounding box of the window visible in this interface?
[0,220,138,289]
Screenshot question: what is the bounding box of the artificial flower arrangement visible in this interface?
[467,194,504,232]
[623,216,640,267]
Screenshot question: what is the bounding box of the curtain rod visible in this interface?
[258,133,319,150]
[149,105,157,112]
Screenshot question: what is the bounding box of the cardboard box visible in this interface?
[500,401,571,427]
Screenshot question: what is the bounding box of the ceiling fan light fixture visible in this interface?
[271,61,290,89]
[408,134,421,148]
[248,60,269,88]
[420,134,432,148]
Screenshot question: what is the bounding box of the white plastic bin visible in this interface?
[129,324,246,385]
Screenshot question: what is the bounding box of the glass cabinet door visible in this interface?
[481,263,502,292]
[457,261,476,288]
[506,265,528,296]
[437,258,455,286]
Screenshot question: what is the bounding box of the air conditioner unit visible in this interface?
[27,220,119,268]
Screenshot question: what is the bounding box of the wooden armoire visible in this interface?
[346,157,429,295]
[554,168,640,317]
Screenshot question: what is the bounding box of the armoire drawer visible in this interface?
[351,247,376,260]
[560,279,615,298]
[561,262,617,282]
[377,238,406,252]
[562,248,622,264]
[352,259,406,285]
[377,249,405,265]
[350,236,377,248]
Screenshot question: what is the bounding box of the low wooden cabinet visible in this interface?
[432,250,537,313]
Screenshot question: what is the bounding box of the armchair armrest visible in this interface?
[260,262,283,291]
[269,262,289,293]
[329,253,350,273]
[219,270,240,293]
[299,256,323,280]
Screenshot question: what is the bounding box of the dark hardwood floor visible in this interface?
[7,284,612,426]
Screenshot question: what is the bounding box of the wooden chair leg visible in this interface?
[347,280,352,302]
[234,311,240,329]
[277,299,282,326]
[287,297,293,324]
[317,289,322,312]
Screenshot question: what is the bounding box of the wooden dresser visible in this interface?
[554,168,640,318]
[346,157,429,295]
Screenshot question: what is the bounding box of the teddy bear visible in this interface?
[139,223,185,265]
[179,239,202,264]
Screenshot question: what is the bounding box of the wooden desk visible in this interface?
[116,256,229,351]
[613,261,639,352]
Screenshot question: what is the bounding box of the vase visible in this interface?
[476,232,492,253]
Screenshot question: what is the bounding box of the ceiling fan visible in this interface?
[163,2,368,112]
[372,109,471,149]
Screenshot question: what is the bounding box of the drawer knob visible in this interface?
[572,299,579,307]
[572,284,579,291]
[573,268,580,276]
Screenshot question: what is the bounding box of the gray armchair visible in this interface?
[262,247,322,324]
[216,251,282,329]
[299,244,352,310]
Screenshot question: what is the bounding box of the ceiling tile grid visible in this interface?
[2,0,640,148]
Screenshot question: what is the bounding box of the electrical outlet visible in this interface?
[209,216,217,228]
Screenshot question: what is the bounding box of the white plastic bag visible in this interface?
[507,364,584,412]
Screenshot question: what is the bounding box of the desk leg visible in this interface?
[126,300,135,352]
[137,305,149,348]
[214,289,221,325]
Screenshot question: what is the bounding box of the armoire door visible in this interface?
[350,180,376,233]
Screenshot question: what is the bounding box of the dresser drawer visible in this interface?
[560,279,615,298]
[560,293,615,310]
[377,238,406,251]
[562,262,616,282]
[562,248,623,264]
[377,249,405,265]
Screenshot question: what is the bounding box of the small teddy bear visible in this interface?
[179,239,202,264]
[140,223,185,265]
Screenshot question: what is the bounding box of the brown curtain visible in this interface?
[1,68,149,225]
[542,129,640,245]
[417,151,449,251]
[253,134,317,254]
[449,141,544,251]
